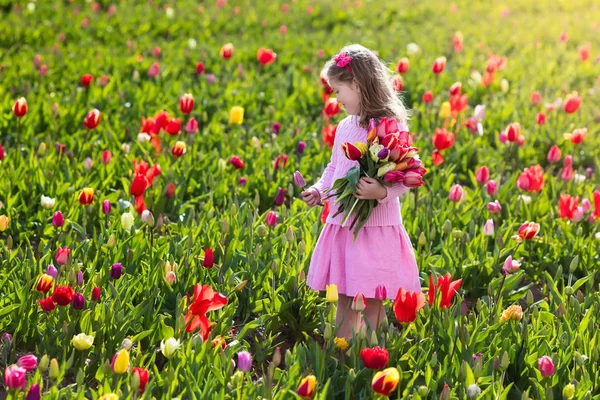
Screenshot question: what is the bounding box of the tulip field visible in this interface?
[2,0,600,398]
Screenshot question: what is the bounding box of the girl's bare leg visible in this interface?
[335,294,361,340]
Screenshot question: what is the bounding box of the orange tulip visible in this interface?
[79,188,94,205]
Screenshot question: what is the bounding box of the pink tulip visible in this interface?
[502,255,520,274]
[266,211,277,226]
[498,131,507,143]
[486,180,498,196]
[487,200,502,213]
[52,211,65,227]
[101,150,112,164]
[547,145,561,163]
[483,219,494,236]
[449,184,464,202]
[17,354,37,371]
[582,198,591,213]
[148,62,160,78]
[4,365,27,389]
[55,247,70,265]
[538,355,555,377]
[475,166,489,184]
[185,118,198,134]
[374,285,387,301]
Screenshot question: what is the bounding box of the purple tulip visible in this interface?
[47,265,58,279]
[272,122,281,135]
[274,188,286,206]
[293,170,306,188]
[587,167,594,179]
[71,293,85,310]
[26,383,41,400]
[237,351,252,372]
[207,74,215,84]
[52,211,64,227]
[111,263,123,280]
[17,354,38,372]
[296,141,306,154]
[377,147,390,160]
[102,200,111,215]
[77,271,83,286]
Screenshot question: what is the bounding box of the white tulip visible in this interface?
[406,43,419,56]
[121,212,134,231]
[41,195,56,209]
[138,133,151,144]
[160,337,180,359]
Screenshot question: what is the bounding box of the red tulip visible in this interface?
[564,128,587,144]
[274,154,289,170]
[530,91,541,105]
[341,142,363,161]
[220,43,234,59]
[165,118,181,135]
[320,200,330,224]
[203,248,214,268]
[0,144,4,160]
[36,274,54,293]
[558,194,580,220]
[184,284,228,341]
[391,74,403,92]
[130,175,148,197]
[432,56,446,74]
[323,98,340,117]
[91,286,101,301]
[475,166,489,184]
[563,92,581,113]
[547,145,561,163]
[592,190,600,221]
[536,112,546,125]
[428,273,462,308]
[133,367,149,393]
[180,94,194,114]
[360,346,389,369]
[38,297,56,312]
[52,285,75,306]
[83,109,101,129]
[196,61,205,75]
[432,128,455,151]
[515,221,540,241]
[81,74,94,88]
[432,150,444,166]
[578,43,591,62]
[171,141,186,157]
[13,97,28,118]
[396,57,409,74]
[102,150,112,164]
[296,375,316,398]
[322,124,337,148]
[148,62,160,78]
[505,122,521,142]
[165,183,176,198]
[371,368,400,396]
[393,288,425,323]
[516,165,544,192]
[449,82,462,96]
[422,91,433,103]
[257,48,277,65]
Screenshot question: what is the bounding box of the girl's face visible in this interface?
[329,79,360,115]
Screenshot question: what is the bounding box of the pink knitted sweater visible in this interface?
[309,115,412,227]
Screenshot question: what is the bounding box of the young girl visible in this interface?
[300,44,422,340]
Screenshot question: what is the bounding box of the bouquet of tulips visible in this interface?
[322,117,427,240]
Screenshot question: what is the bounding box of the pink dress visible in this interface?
[307,115,421,300]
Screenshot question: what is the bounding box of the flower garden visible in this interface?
[1,0,600,398]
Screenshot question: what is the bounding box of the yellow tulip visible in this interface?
[0,215,9,231]
[111,349,130,374]
[229,106,244,125]
[99,394,119,400]
[325,284,338,302]
[72,333,94,351]
[439,101,451,119]
[355,141,368,154]
[334,337,349,351]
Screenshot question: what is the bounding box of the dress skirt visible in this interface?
[306,223,422,300]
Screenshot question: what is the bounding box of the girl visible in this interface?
[300,44,421,340]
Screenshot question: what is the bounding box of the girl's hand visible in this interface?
[301,187,323,207]
[354,177,387,200]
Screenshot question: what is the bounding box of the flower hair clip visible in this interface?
[334,51,353,73]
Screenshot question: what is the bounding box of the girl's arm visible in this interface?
[308,122,342,200]
[377,182,411,204]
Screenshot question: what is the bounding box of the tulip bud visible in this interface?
[131,370,140,393]
[418,386,429,397]
[370,330,378,347]
[467,384,481,400]
[430,352,437,368]
[39,355,49,372]
[526,290,534,306]
[545,387,554,400]
[221,218,229,233]
[49,358,59,379]
[298,240,306,254]
[592,346,599,362]
[280,232,288,245]
[272,347,281,368]
[271,260,278,274]
[285,349,293,368]
[192,333,204,348]
[287,227,295,243]
[500,351,510,370]
[556,303,564,317]
[569,256,579,273]
[257,225,267,237]
[562,384,576,400]
[141,210,155,227]
[324,323,333,340]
